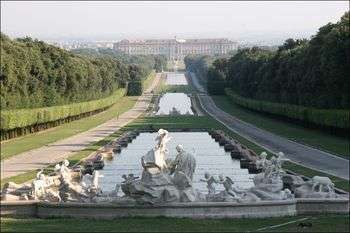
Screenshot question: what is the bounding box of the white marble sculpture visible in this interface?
[1,169,60,202]
[294,176,338,198]
[80,170,101,193]
[1,136,343,204]
[142,129,171,170]
[218,174,242,199]
[120,131,199,203]
[200,172,218,196]
[242,152,294,201]
[170,144,196,189]
[0,159,102,203]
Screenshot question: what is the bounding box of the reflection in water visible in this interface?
[165,73,188,85]
[156,93,194,115]
[99,132,255,193]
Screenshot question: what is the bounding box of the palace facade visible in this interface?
[113,38,237,60]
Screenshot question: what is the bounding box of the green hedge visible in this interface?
[225,89,349,129]
[1,89,126,131]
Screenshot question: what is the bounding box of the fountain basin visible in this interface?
[1,198,349,219]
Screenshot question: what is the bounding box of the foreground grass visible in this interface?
[0,96,138,160]
[1,215,348,232]
[212,95,349,158]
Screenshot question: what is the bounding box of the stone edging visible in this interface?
[1,198,348,219]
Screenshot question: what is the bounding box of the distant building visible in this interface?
[113,38,237,60]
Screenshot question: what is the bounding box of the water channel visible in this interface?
[156,93,193,115]
[165,72,188,85]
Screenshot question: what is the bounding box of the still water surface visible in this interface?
[165,73,188,85]
[156,93,193,115]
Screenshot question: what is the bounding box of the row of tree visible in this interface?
[72,48,167,77]
[186,12,349,109]
[0,34,167,110]
[72,48,167,96]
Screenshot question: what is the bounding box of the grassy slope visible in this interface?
[1,215,348,232]
[1,72,157,160]
[212,95,349,157]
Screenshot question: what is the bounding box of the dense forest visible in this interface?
[186,12,350,109]
[0,34,167,110]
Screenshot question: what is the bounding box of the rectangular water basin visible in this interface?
[165,72,188,85]
[156,93,194,115]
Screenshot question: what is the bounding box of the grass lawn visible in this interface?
[1,215,348,232]
[212,95,349,158]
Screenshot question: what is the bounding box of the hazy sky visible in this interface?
[1,1,348,42]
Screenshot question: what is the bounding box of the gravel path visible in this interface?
[1,74,161,179]
[187,72,349,180]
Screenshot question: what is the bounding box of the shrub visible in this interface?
[225,89,349,129]
[1,89,126,131]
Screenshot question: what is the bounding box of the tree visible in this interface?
[203,11,350,109]
[126,64,143,96]
[207,67,226,95]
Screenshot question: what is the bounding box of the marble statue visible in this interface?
[1,134,343,204]
[31,169,59,200]
[119,131,199,204]
[1,182,33,201]
[51,159,101,202]
[218,174,240,198]
[170,144,196,189]
[256,152,269,174]
[59,159,72,180]
[200,172,218,196]
[1,168,61,202]
[142,129,171,171]
[80,171,101,193]
[294,176,338,198]
[243,152,294,201]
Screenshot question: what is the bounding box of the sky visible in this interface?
[1,1,349,43]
